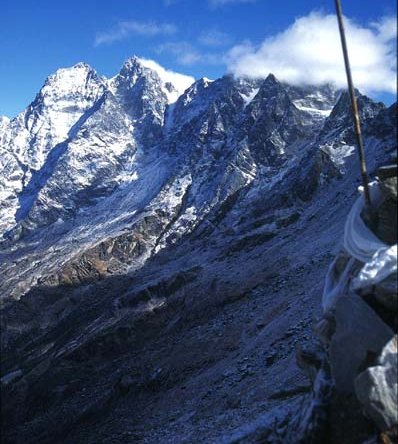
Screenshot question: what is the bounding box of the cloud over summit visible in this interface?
[226,12,397,95]
[95,20,177,46]
[139,58,194,94]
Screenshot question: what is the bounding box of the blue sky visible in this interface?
[1,0,396,117]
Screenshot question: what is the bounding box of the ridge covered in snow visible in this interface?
[0,56,393,311]
[0,56,392,268]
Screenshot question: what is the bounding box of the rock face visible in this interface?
[355,335,398,433]
[0,56,396,444]
[0,64,107,230]
[330,295,394,393]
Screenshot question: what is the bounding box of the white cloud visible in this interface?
[165,0,255,7]
[156,42,202,65]
[138,57,195,96]
[95,20,177,46]
[156,42,222,66]
[198,29,231,47]
[371,16,398,43]
[209,0,256,6]
[226,12,397,94]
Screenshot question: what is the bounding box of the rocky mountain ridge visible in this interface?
[1,56,390,301]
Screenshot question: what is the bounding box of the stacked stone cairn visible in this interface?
[293,164,397,444]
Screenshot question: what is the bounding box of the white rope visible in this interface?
[322,253,357,313]
[343,182,386,263]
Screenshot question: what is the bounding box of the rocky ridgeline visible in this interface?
[0,56,394,302]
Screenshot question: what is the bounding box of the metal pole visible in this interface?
[334,0,372,207]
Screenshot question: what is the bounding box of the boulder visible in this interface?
[355,335,398,433]
[374,273,398,312]
[330,295,394,393]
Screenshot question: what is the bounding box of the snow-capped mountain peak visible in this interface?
[0,116,10,132]
[40,62,102,104]
[136,57,194,103]
[109,56,194,106]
